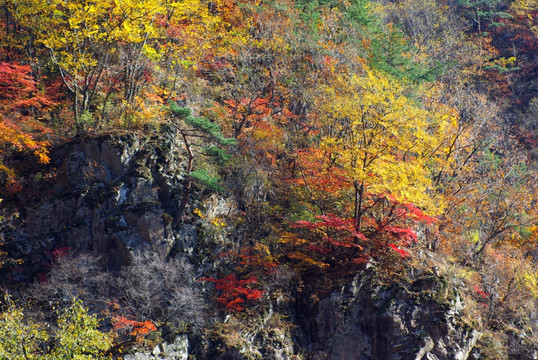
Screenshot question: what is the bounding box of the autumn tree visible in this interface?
[4,0,253,131]
[438,144,537,260]
[314,67,458,227]
[0,296,49,360]
[0,61,51,192]
[6,0,165,128]
[278,62,462,279]
[202,244,277,312]
[0,296,113,359]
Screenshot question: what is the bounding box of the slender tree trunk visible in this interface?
[354,180,364,230]
[74,86,81,134]
[101,74,121,123]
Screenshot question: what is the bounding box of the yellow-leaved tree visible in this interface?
[7,0,252,130]
[316,66,459,227]
[8,0,164,129]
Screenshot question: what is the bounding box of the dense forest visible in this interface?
[0,0,537,358]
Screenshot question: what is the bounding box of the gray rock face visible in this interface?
[298,273,480,360]
[8,130,193,274]
[125,335,189,360]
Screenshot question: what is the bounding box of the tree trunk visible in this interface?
[354,180,364,230]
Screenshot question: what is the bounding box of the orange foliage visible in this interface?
[289,147,352,195]
[0,62,53,191]
[112,316,157,338]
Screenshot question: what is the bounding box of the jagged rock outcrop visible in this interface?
[5,129,195,276]
[125,335,189,360]
[296,272,481,360]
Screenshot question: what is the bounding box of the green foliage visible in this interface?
[0,296,48,359]
[168,103,236,147]
[302,0,440,82]
[167,102,234,195]
[184,116,236,146]
[206,145,232,164]
[368,24,438,82]
[51,301,113,359]
[190,169,224,192]
[168,105,192,119]
[0,296,112,359]
[483,56,520,73]
[345,0,373,27]
[456,0,509,31]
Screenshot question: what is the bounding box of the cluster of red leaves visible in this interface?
[282,197,436,272]
[0,62,54,110]
[201,274,264,312]
[284,214,369,267]
[51,246,71,261]
[363,198,435,258]
[0,62,35,98]
[203,246,276,312]
[473,286,490,300]
[387,243,409,257]
[473,286,490,308]
[0,61,54,193]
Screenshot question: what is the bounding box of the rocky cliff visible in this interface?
[5,129,193,276]
[2,131,531,360]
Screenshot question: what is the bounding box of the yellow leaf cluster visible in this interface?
[7,0,251,109]
[317,66,458,214]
